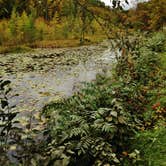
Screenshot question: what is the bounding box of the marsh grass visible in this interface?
[0,45,32,54]
[132,125,166,166]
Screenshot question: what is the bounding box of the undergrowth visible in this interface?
[131,124,166,166]
[0,31,165,165]
[41,31,166,166]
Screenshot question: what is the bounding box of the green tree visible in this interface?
[9,8,18,38]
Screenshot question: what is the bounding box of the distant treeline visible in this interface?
[0,0,105,19]
[0,0,165,47]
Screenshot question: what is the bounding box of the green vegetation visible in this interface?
[0,45,32,54]
[41,31,166,166]
[132,126,166,166]
[0,0,166,165]
[1,30,165,165]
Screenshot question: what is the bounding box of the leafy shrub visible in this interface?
[0,80,19,163]
[0,80,48,165]
[43,81,136,166]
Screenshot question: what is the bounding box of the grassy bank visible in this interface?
[0,35,107,54]
[0,45,32,54]
[129,51,166,166]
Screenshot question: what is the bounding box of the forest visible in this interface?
[0,0,165,51]
[0,0,166,165]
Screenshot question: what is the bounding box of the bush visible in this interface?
[43,81,136,166]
